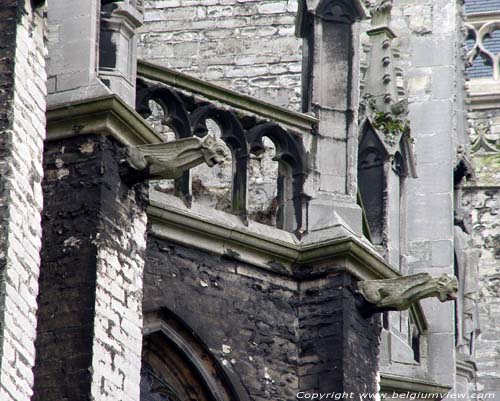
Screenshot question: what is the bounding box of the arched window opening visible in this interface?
[140,312,244,401]
[146,99,177,142]
[248,137,280,227]
[141,332,213,401]
[409,319,421,363]
[392,151,407,177]
[247,129,301,232]
[191,119,233,212]
[358,145,385,244]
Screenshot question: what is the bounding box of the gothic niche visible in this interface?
[141,312,240,401]
[358,124,387,244]
[453,150,481,356]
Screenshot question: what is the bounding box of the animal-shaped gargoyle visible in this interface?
[127,134,228,180]
[357,273,458,315]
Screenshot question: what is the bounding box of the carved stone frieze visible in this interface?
[357,273,459,313]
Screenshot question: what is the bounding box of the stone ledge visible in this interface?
[147,191,397,280]
[456,354,477,382]
[137,59,319,134]
[46,95,163,146]
[466,11,500,24]
[380,373,451,400]
[467,81,500,110]
[147,190,429,332]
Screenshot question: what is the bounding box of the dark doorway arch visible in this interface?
[140,310,247,401]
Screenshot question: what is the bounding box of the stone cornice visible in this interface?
[380,373,451,399]
[147,191,400,281]
[46,95,163,146]
[456,354,477,381]
[148,191,428,331]
[467,92,500,110]
[466,11,500,24]
[467,81,500,110]
[137,60,319,135]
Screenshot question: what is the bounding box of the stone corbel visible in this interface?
[126,134,228,182]
[357,273,458,315]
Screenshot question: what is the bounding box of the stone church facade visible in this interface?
[0,1,498,401]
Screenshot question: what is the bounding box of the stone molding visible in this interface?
[137,60,319,135]
[467,89,500,109]
[46,95,163,146]
[456,354,477,383]
[148,191,395,278]
[147,190,429,333]
[380,373,451,400]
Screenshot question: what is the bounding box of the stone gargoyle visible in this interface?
[357,273,458,314]
[127,134,228,180]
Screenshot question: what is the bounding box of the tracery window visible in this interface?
[465,1,500,80]
[140,312,241,401]
[140,361,182,401]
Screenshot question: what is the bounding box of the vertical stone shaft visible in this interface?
[0,1,47,400]
[32,135,147,401]
[298,273,381,395]
[310,18,360,199]
[299,2,366,235]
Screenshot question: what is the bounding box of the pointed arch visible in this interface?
[246,123,307,234]
[358,120,388,244]
[141,310,248,401]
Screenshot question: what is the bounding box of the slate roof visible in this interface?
[465,0,500,14]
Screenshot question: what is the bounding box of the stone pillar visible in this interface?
[297,0,368,235]
[0,1,47,400]
[47,0,143,108]
[46,0,109,104]
[32,135,147,401]
[99,0,143,106]
[389,0,467,387]
[297,273,381,396]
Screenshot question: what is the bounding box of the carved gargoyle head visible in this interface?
[435,273,459,302]
[357,272,459,316]
[200,135,229,167]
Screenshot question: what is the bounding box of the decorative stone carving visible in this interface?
[359,0,417,177]
[296,0,367,31]
[135,78,309,235]
[358,273,458,313]
[454,226,481,356]
[128,135,228,180]
[470,120,500,154]
[466,20,500,80]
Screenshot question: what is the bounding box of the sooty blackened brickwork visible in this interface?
[298,274,381,395]
[145,236,300,401]
[145,237,382,400]
[33,135,148,401]
[0,1,17,135]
